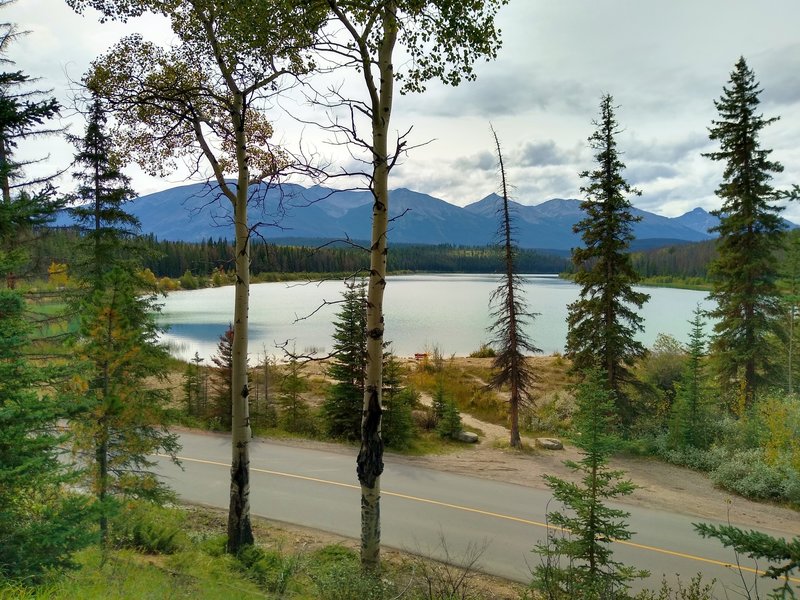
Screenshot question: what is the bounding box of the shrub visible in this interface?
[383,387,416,450]
[469,343,496,358]
[437,399,462,439]
[311,561,386,600]
[110,502,187,555]
[237,545,302,595]
[711,448,800,502]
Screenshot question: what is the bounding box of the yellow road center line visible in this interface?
[170,454,799,584]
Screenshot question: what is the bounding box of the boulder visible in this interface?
[535,437,563,450]
[456,431,479,443]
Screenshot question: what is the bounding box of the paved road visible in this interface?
[155,431,796,595]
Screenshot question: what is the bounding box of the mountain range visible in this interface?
[57,181,797,252]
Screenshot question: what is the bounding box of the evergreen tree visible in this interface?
[782,231,800,394]
[69,268,180,549]
[0,290,92,580]
[487,127,539,447]
[704,57,787,413]
[532,370,647,599]
[695,523,799,599]
[565,95,649,429]
[183,351,207,418]
[321,281,368,441]
[68,93,140,282]
[381,349,414,449]
[431,380,448,423]
[0,10,63,288]
[277,357,313,435]
[669,306,712,449]
[436,399,462,440]
[210,325,235,430]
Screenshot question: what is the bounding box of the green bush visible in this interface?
[236,545,301,594]
[468,343,496,358]
[437,399,462,439]
[710,449,800,502]
[311,561,387,600]
[110,502,187,555]
[383,387,417,449]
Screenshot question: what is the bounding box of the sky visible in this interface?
[5,0,800,220]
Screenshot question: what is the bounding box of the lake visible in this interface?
[158,274,714,363]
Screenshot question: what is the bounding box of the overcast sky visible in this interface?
[5,1,800,220]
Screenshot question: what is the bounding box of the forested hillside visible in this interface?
[33,228,569,279]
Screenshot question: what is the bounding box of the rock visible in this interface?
[535,437,563,450]
[456,431,479,443]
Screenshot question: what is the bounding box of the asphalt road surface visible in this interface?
[154,431,797,596]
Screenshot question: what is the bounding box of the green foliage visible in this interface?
[469,343,497,358]
[432,380,449,422]
[710,448,800,503]
[321,281,367,441]
[209,325,234,430]
[67,94,141,283]
[640,333,686,407]
[305,545,388,599]
[110,502,187,555]
[68,268,180,549]
[437,398,462,440]
[236,544,302,595]
[566,95,649,429]
[704,57,787,412]
[668,307,713,450]
[633,574,716,600]
[532,370,647,599]
[0,290,92,581]
[276,358,315,435]
[382,354,416,449]
[695,523,800,598]
[183,352,208,418]
[179,268,200,290]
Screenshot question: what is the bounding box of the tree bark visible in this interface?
[226,94,254,553]
[356,2,397,574]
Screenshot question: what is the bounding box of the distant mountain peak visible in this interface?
[56,182,732,250]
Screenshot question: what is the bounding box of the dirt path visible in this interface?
[395,396,800,537]
[254,357,798,537]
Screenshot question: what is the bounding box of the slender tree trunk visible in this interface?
[0,135,10,204]
[96,420,109,551]
[227,97,254,553]
[496,133,521,447]
[356,3,397,574]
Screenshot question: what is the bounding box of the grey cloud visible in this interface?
[755,43,800,107]
[453,150,496,172]
[405,67,595,119]
[625,133,710,164]
[514,171,580,204]
[518,140,574,167]
[625,163,680,185]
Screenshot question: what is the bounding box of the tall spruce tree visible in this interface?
[68,93,140,282]
[0,7,62,288]
[565,95,649,429]
[322,280,368,441]
[487,127,539,447]
[67,100,178,549]
[704,57,787,413]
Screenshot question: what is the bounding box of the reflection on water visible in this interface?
[158,274,714,362]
